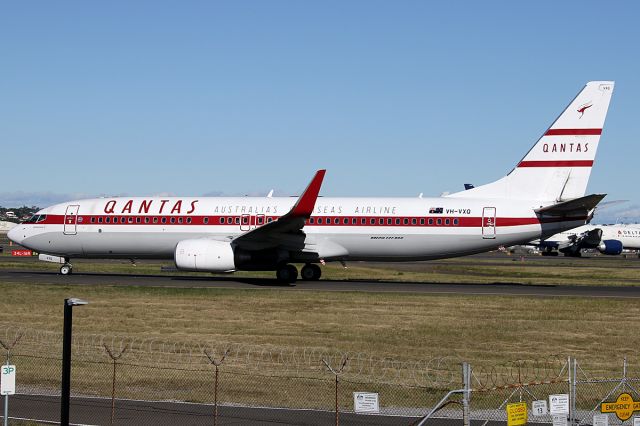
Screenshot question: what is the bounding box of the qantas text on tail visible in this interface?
[9,81,615,282]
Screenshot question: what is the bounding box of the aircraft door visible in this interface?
[240,214,251,231]
[63,205,80,235]
[482,207,496,239]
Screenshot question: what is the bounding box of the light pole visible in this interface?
[60,298,88,426]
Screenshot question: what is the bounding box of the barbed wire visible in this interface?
[0,324,610,388]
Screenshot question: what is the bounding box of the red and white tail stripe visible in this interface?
[450,81,614,202]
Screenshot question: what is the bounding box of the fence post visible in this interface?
[0,333,22,426]
[322,356,348,426]
[204,349,229,426]
[103,344,128,426]
[570,357,577,426]
[462,362,471,426]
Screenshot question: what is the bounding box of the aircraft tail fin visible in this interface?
[448,81,614,201]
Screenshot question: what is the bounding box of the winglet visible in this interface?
[290,169,326,217]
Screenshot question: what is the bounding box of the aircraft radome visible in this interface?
[9,81,615,282]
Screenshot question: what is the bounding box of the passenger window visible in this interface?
[343,218,348,225]
[91,217,96,223]
[445,218,450,225]
[335,218,339,224]
[379,218,384,225]
[258,216,264,224]
[437,218,442,225]
[122,217,127,223]
[420,218,425,225]
[361,218,366,225]
[204,217,209,224]
[153,217,158,224]
[370,218,375,225]
[178,217,183,224]
[453,218,459,225]
[267,217,273,223]
[404,218,409,225]
[318,218,323,224]
[136,217,141,223]
[113,217,118,223]
[395,218,400,225]
[412,218,417,225]
[428,218,434,225]
[170,218,176,224]
[98,217,103,223]
[309,218,314,224]
[106,217,111,223]
[187,217,192,224]
[387,218,392,225]
[145,217,150,223]
[161,217,167,224]
[234,217,240,224]
[352,218,357,225]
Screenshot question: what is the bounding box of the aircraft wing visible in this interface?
[557,228,603,251]
[231,170,326,251]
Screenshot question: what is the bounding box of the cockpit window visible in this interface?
[24,214,46,223]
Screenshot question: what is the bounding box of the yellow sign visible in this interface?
[507,402,528,426]
[601,393,640,421]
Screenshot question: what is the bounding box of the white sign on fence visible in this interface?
[549,394,570,414]
[593,414,609,426]
[353,392,379,413]
[634,416,640,426]
[552,414,568,426]
[532,400,548,416]
[0,365,16,395]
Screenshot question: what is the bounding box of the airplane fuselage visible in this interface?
[10,196,583,263]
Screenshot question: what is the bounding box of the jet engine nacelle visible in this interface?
[598,239,623,256]
[175,239,235,272]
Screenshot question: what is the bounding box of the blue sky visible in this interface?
[2,1,639,221]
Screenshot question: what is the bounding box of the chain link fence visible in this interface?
[1,325,640,424]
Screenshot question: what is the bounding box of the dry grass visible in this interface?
[0,280,638,369]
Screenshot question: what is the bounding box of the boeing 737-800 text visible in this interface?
[9,81,615,282]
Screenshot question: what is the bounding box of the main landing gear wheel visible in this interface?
[300,264,321,281]
[60,264,73,275]
[276,264,298,284]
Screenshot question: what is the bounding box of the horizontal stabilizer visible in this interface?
[535,194,606,215]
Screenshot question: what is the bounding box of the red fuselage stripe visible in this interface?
[544,128,602,136]
[517,160,593,168]
[29,214,561,228]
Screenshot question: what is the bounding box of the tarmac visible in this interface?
[2,268,640,298]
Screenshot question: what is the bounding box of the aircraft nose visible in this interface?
[7,225,23,245]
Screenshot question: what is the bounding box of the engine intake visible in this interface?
[598,239,623,256]
[175,239,235,272]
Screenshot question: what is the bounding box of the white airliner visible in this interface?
[538,223,640,256]
[9,81,615,282]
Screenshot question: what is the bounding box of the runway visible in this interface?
[2,269,640,298]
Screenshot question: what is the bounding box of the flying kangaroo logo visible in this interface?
[577,103,592,119]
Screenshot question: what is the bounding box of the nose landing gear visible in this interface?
[60,264,73,275]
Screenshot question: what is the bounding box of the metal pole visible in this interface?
[214,365,218,426]
[3,358,8,426]
[110,360,116,426]
[463,362,470,426]
[571,357,577,426]
[335,374,339,426]
[60,300,73,426]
